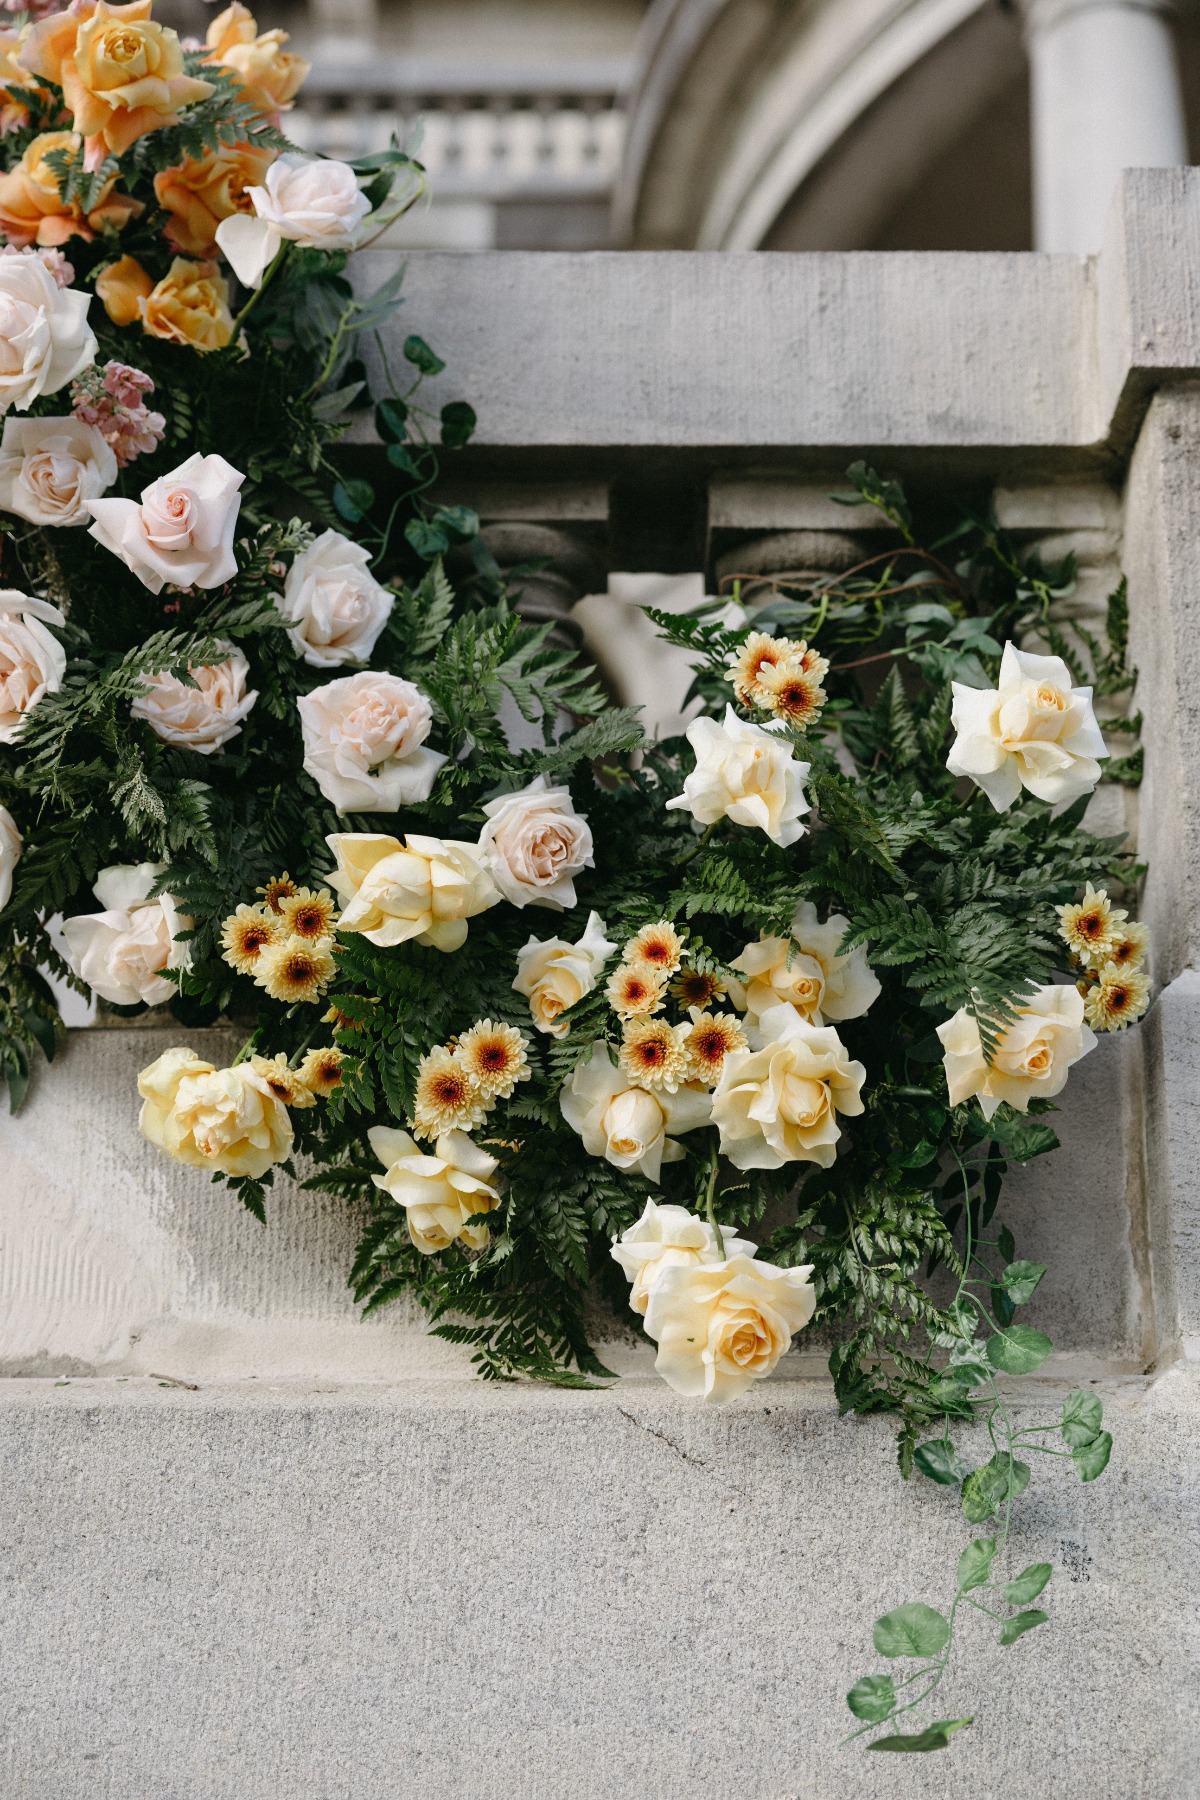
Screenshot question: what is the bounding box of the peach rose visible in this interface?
[731,902,881,1028]
[95,252,152,327]
[89,451,243,593]
[0,131,140,249]
[205,3,309,116]
[297,672,446,812]
[477,776,594,911]
[274,530,394,668]
[130,643,257,754]
[0,415,116,527]
[60,1,215,161]
[0,251,96,413]
[0,802,21,912]
[141,258,233,353]
[61,861,192,1007]
[154,139,276,259]
[0,592,65,743]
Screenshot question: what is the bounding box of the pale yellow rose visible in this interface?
[947,643,1106,812]
[512,911,616,1037]
[368,1124,500,1255]
[732,901,880,1026]
[711,1004,865,1171]
[326,831,499,953]
[643,1254,816,1402]
[137,1045,293,1178]
[559,1041,711,1183]
[0,130,141,250]
[936,984,1096,1120]
[62,0,215,160]
[611,1198,757,1316]
[665,704,810,847]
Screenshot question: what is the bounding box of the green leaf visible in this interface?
[404,332,445,375]
[914,1439,968,1486]
[433,504,478,539]
[1004,1562,1052,1605]
[961,1453,1030,1523]
[1000,1260,1047,1305]
[872,1603,950,1659]
[386,442,421,474]
[985,1325,1052,1375]
[956,1537,997,1593]
[999,1608,1048,1646]
[1061,1389,1103,1448]
[846,1674,896,1723]
[1072,1431,1113,1482]
[405,518,450,559]
[375,397,408,442]
[440,399,476,448]
[868,1718,973,1753]
[333,478,374,523]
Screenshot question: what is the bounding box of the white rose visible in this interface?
[0,251,96,414]
[0,415,116,527]
[732,901,880,1026]
[215,155,370,288]
[297,672,445,812]
[512,910,615,1037]
[130,643,257,754]
[611,1198,757,1316]
[665,705,810,847]
[137,1046,293,1179]
[711,1004,866,1171]
[88,451,244,594]
[946,642,1106,812]
[643,1255,816,1403]
[61,862,192,1007]
[478,774,594,909]
[937,984,1096,1120]
[0,591,65,743]
[0,803,21,911]
[326,830,499,952]
[368,1125,501,1254]
[559,1040,711,1183]
[274,529,394,668]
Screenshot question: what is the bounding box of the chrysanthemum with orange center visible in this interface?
[684,1010,748,1085]
[279,886,338,941]
[250,1052,315,1108]
[726,631,793,707]
[1056,883,1126,967]
[618,1017,691,1092]
[456,1018,530,1100]
[757,659,826,729]
[606,960,668,1020]
[623,920,685,976]
[1106,920,1149,970]
[297,1045,345,1095]
[255,932,336,1003]
[258,873,298,913]
[411,1046,486,1140]
[221,902,284,975]
[671,966,727,1009]
[1084,962,1150,1032]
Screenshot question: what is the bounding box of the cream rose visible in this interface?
[0,251,96,414]
[478,775,594,909]
[665,705,810,847]
[297,672,445,812]
[138,1045,293,1179]
[89,451,243,594]
[937,984,1096,1119]
[512,910,615,1037]
[326,831,499,952]
[274,530,394,668]
[732,901,881,1026]
[61,862,192,1007]
[643,1255,816,1403]
[0,592,65,743]
[0,414,116,526]
[130,644,257,754]
[559,1041,711,1183]
[0,802,20,911]
[215,155,369,289]
[711,1004,866,1171]
[611,1198,757,1316]
[368,1125,501,1255]
[946,643,1106,812]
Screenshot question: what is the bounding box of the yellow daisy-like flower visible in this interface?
[456,1018,531,1100]
[726,631,794,707]
[256,933,336,1004]
[684,1010,748,1085]
[221,902,284,975]
[671,966,727,1009]
[1084,962,1151,1032]
[1106,920,1150,971]
[250,1052,316,1109]
[297,1045,345,1096]
[618,1017,691,1092]
[757,658,826,729]
[623,920,685,976]
[1056,883,1126,967]
[279,886,339,941]
[606,961,668,1020]
[411,1046,486,1141]
[258,873,299,913]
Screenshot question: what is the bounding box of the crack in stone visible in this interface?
[616,1404,709,1468]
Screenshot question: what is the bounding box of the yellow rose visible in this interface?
[19,5,95,88]
[711,1004,866,1171]
[137,1045,293,1179]
[731,901,881,1027]
[559,1041,711,1183]
[326,831,500,953]
[368,1125,500,1255]
[60,0,215,160]
[611,1197,757,1316]
[643,1254,816,1402]
[665,704,811,848]
[936,984,1095,1119]
[205,3,309,116]
[0,130,140,250]
[141,258,233,352]
[96,251,152,327]
[511,911,616,1037]
[154,139,276,259]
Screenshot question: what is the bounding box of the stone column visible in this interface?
[1021,0,1187,253]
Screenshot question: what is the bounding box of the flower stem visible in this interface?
[703,1140,725,1260]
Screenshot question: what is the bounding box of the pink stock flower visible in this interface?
[0,244,74,287]
[71,359,165,468]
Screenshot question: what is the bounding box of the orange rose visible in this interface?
[96,252,152,327]
[0,131,141,250]
[19,4,96,88]
[140,258,233,353]
[154,139,276,259]
[58,0,215,160]
[204,3,308,116]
